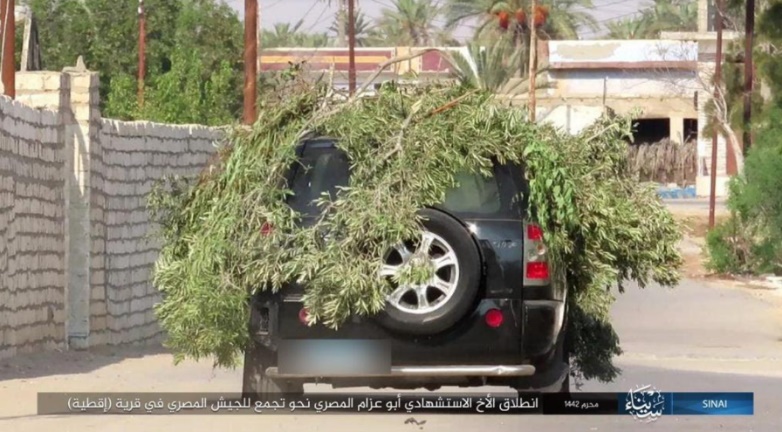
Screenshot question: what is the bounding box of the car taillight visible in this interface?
[527,224,543,242]
[298,307,309,325]
[525,262,549,279]
[261,222,273,236]
[524,222,550,282]
[484,308,504,328]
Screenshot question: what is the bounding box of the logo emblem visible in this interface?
[625,385,665,422]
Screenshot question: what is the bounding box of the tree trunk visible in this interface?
[723,124,745,174]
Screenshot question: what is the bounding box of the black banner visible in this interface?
[38,392,622,415]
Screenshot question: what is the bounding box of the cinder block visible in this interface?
[90,301,107,316]
[72,104,91,121]
[67,73,97,89]
[16,73,45,91]
[131,281,147,300]
[92,317,108,333]
[51,306,66,324]
[91,282,106,299]
[69,89,92,105]
[42,73,64,91]
[130,311,146,327]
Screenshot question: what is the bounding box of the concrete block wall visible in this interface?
[97,120,219,345]
[0,96,67,359]
[0,68,222,360]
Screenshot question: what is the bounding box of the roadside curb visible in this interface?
[657,185,696,199]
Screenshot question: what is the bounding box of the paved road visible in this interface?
[1,279,780,431]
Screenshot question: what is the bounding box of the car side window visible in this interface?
[442,170,502,214]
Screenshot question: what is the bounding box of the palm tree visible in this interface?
[261,20,331,48]
[328,8,374,47]
[446,0,594,79]
[447,37,551,93]
[447,37,521,92]
[643,0,697,35]
[374,0,454,46]
[445,0,599,41]
[607,0,696,39]
[606,15,653,39]
[542,0,599,39]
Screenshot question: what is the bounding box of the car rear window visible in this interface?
[288,146,510,217]
[288,148,351,215]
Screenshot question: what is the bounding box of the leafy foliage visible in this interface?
[105,47,238,126]
[705,2,782,276]
[262,20,331,48]
[447,38,523,92]
[28,0,244,119]
[445,0,599,41]
[706,110,782,275]
[148,74,682,382]
[606,0,697,39]
[374,0,457,46]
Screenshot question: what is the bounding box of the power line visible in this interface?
[595,0,646,9]
[303,2,332,33]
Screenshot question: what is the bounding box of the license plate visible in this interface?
[277,339,391,376]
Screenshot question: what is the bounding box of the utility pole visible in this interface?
[138,0,146,107]
[742,0,755,155]
[243,0,258,124]
[21,8,31,72]
[347,0,356,95]
[709,0,724,230]
[0,0,15,99]
[528,0,538,122]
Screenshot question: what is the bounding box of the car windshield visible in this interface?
[288,147,503,216]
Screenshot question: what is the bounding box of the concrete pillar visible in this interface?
[13,61,102,351]
[61,60,101,350]
[670,116,684,144]
[395,47,412,75]
[698,0,710,33]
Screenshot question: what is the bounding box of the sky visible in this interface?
[224,0,655,40]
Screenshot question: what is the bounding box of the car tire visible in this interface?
[242,339,303,401]
[559,372,570,394]
[374,208,481,336]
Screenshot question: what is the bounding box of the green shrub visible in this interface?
[705,217,748,274]
[706,112,782,275]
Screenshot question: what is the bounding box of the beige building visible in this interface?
[515,32,738,197]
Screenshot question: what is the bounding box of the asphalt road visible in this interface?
[1,278,781,431]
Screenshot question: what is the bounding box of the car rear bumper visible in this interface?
[248,293,565,385]
[265,364,536,379]
[254,296,529,365]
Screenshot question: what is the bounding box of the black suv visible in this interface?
[242,138,569,398]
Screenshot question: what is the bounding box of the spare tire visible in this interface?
[374,208,482,335]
